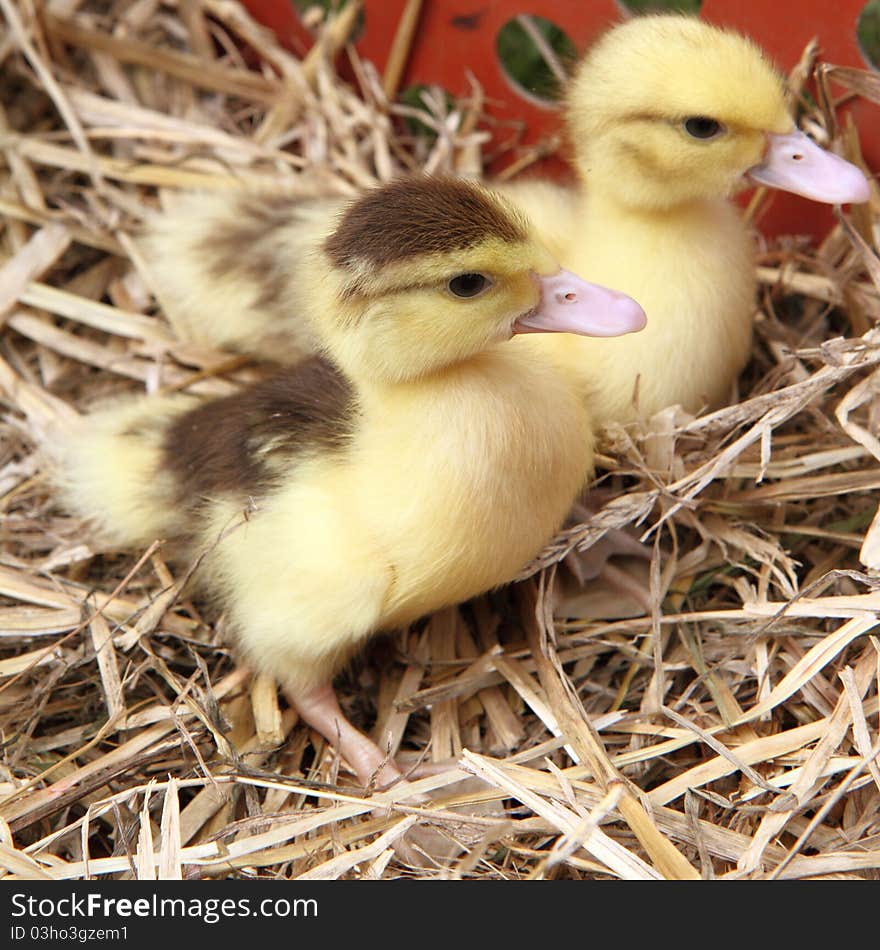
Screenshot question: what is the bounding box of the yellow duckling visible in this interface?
[56,177,645,787]
[141,15,869,425]
[502,14,870,423]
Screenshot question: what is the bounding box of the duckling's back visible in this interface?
[141,191,345,363]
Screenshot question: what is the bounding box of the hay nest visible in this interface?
[1,1,879,881]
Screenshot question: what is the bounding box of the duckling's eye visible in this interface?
[448,273,492,298]
[683,116,724,140]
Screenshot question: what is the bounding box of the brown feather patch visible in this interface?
[202,196,292,277]
[162,357,355,506]
[324,176,526,270]
[199,196,304,316]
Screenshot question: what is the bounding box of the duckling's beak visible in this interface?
[513,270,647,337]
[746,130,870,204]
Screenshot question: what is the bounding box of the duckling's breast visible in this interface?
[351,349,594,626]
[518,197,756,424]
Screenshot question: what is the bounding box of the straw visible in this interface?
[0,0,877,881]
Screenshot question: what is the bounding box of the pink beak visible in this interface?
[513,270,647,338]
[747,130,870,204]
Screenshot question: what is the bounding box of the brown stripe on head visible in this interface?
[324,177,527,272]
[162,357,355,508]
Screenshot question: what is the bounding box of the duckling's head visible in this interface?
[309,177,645,382]
[567,15,869,211]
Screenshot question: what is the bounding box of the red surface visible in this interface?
[241,1,879,239]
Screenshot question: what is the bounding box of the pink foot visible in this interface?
[566,502,657,615]
[288,682,404,790]
[573,526,653,582]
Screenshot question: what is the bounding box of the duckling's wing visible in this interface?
[53,357,355,551]
[162,356,356,508]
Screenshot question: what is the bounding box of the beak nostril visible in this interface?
[792,154,804,161]
[563,292,577,302]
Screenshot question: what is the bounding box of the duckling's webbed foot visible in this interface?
[288,682,403,790]
[565,511,656,617]
[288,684,456,868]
[574,526,652,581]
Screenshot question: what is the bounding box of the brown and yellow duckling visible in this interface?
[56,177,645,786]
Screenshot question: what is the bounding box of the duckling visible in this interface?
[141,15,869,424]
[502,14,870,424]
[56,177,646,787]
